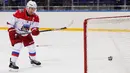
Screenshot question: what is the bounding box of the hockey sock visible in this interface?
[10,43,23,62]
[27,44,36,60]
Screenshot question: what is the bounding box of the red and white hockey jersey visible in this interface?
[7,8,39,35]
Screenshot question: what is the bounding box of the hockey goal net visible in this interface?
[84,15,130,73]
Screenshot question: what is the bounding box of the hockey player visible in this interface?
[7,1,41,70]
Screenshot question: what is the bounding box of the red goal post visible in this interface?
[83,15,130,73]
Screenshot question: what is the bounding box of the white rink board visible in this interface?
[0,12,130,28]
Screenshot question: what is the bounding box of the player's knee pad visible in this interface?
[27,44,36,57]
[26,44,36,53]
[12,43,23,52]
[11,43,23,57]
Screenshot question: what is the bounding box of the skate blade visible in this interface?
[31,64,41,67]
[9,68,19,72]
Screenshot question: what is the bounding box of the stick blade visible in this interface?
[61,27,67,29]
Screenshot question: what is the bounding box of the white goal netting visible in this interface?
[84,15,130,73]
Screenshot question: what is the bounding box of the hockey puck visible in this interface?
[108,56,113,61]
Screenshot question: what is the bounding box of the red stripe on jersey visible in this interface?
[13,8,39,22]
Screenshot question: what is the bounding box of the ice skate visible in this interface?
[9,58,19,72]
[29,57,41,66]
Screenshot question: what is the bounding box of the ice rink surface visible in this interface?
[0,30,130,73]
[0,31,84,73]
[88,32,130,73]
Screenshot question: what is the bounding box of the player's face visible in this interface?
[27,7,36,15]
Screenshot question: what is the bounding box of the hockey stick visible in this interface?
[39,27,66,32]
[39,20,73,33]
[21,20,74,34]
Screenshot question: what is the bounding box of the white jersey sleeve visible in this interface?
[7,15,18,28]
[30,22,39,28]
[30,14,39,29]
